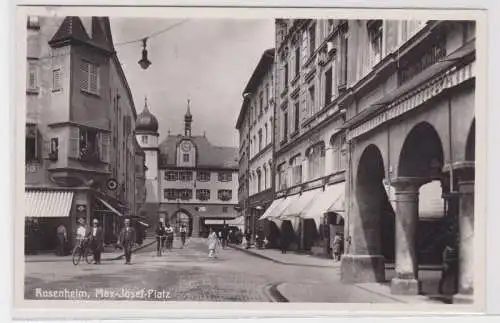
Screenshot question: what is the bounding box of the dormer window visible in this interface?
[141,135,148,144]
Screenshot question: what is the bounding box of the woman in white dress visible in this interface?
[207,228,219,258]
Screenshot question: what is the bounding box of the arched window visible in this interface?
[264,123,268,145]
[257,169,262,193]
[330,133,347,172]
[277,162,287,191]
[263,165,267,190]
[307,141,325,180]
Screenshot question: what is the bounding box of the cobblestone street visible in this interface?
[25,238,400,303]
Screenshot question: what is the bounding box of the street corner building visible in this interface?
[236,48,276,242]
[237,19,476,300]
[24,16,148,254]
[136,98,240,237]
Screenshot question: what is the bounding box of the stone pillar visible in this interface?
[390,177,425,295]
[455,164,475,298]
[341,180,386,283]
[302,158,309,182]
[325,147,335,175]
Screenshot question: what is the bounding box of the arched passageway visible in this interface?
[392,122,446,295]
[356,145,395,263]
[172,210,193,237]
[465,120,475,162]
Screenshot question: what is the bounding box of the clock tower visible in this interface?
[135,96,160,205]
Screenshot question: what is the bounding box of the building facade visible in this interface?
[236,48,275,239]
[137,101,239,237]
[261,19,349,252]
[260,19,475,298]
[25,16,144,253]
[339,20,475,298]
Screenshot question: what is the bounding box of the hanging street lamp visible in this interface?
[138,38,151,70]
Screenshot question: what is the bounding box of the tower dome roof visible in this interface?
[136,96,158,133]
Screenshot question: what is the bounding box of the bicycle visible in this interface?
[155,234,166,256]
[72,239,92,265]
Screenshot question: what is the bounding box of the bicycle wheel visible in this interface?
[72,246,81,265]
[84,247,93,264]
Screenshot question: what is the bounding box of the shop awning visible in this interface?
[226,216,245,226]
[97,197,123,217]
[205,219,233,225]
[259,198,284,220]
[302,182,345,228]
[25,190,74,218]
[279,189,322,220]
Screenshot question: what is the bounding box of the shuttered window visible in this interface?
[68,126,80,159]
[52,68,61,91]
[27,62,37,92]
[80,60,99,95]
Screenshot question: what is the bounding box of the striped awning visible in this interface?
[25,190,74,218]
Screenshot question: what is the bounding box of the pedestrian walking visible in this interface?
[280,227,292,254]
[89,219,104,264]
[221,225,229,249]
[332,232,343,261]
[244,229,252,249]
[207,227,219,258]
[119,218,136,265]
[165,223,174,250]
[155,221,166,256]
[438,240,458,295]
[56,224,67,256]
[179,224,187,248]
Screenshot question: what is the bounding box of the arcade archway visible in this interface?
[465,119,475,162]
[356,144,395,262]
[172,210,193,237]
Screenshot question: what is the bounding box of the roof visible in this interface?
[49,16,114,53]
[236,48,275,129]
[158,135,238,169]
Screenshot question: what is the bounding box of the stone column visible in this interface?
[302,157,309,183]
[391,177,425,295]
[324,147,335,175]
[455,164,475,297]
[390,177,425,295]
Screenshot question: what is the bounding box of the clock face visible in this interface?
[181,141,192,152]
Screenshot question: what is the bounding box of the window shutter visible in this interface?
[80,61,89,91]
[89,64,98,94]
[100,133,110,163]
[69,126,80,158]
[52,68,61,91]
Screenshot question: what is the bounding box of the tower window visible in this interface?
[183,153,190,163]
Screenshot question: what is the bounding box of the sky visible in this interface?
[110,18,275,148]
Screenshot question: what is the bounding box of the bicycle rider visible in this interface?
[76,217,88,248]
[155,221,166,256]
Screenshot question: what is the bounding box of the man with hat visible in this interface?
[89,218,104,264]
[119,218,136,265]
